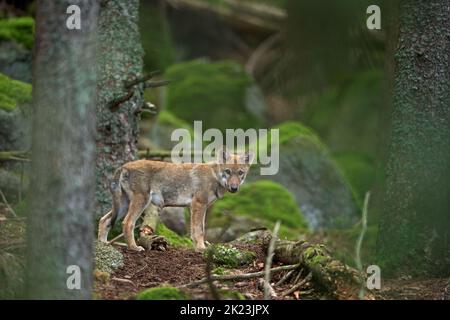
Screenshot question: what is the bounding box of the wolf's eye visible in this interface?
[238,170,244,176]
[224,169,231,175]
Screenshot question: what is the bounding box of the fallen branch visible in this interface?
[183,264,300,288]
[281,272,312,297]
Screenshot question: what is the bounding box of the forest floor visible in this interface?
[93,243,450,300]
[0,205,449,300]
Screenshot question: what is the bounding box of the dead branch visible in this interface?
[125,70,161,89]
[107,90,134,112]
[0,189,17,217]
[183,264,300,288]
[264,221,280,299]
[0,151,29,162]
[281,272,312,297]
[144,79,172,89]
[274,269,295,287]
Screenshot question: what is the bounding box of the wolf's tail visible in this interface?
[108,167,129,229]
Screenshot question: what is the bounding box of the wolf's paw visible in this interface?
[194,243,207,252]
[129,245,145,252]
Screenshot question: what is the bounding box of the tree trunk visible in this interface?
[95,0,145,216]
[27,0,99,299]
[377,0,450,276]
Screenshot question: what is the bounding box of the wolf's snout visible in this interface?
[230,185,239,193]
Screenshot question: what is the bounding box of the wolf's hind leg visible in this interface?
[123,194,150,251]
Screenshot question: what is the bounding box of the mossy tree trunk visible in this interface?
[95,0,145,216]
[27,0,99,299]
[377,0,450,276]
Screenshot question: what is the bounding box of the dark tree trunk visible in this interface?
[27,1,99,298]
[95,0,145,216]
[377,0,450,276]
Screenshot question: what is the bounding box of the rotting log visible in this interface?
[234,230,363,298]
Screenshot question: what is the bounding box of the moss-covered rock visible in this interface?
[0,72,32,111]
[0,17,34,49]
[136,285,189,300]
[211,180,307,238]
[94,241,124,274]
[249,121,358,230]
[206,244,255,268]
[0,73,32,152]
[165,60,260,131]
[156,222,193,248]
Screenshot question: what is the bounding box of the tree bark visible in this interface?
[377,0,450,276]
[27,0,99,299]
[95,0,145,216]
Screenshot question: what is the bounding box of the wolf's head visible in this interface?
[216,147,255,193]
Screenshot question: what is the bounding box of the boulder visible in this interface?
[208,180,307,241]
[0,17,34,83]
[249,121,359,230]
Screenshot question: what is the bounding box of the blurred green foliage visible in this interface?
[303,69,384,158]
[334,152,376,205]
[165,60,260,131]
[0,17,34,49]
[0,73,32,111]
[139,1,174,71]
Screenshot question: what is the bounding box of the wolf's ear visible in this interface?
[242,151,255,165]
[217,146,231,163]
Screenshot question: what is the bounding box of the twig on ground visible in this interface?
[274,269,295,287]
[111,277,135,286]
[107,223,142,245]
[281,272,312,297]
[264,221,280,299]
[0,189,17,217]
[356,191,370,299]
[183,264,300,288]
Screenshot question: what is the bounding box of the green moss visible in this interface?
[212,180,307,230]
[0,73,32,111]
[206,244,255,268]
[219,289,246,300]
[94,241,124,274]
[334,152,376,204]
[165,60,259,130]
[156,222,193,248]
[136,285,189,300]
[0,17,34,49]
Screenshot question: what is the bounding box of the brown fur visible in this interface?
[98,149,254,251]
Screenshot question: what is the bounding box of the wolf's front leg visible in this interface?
[190,199,207,251]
